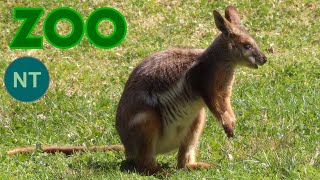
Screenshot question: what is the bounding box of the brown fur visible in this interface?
[7,6,266,175]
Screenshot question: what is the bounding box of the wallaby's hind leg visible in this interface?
[135,136,162,175]
[177,108,210,169]
[123,110,163,174]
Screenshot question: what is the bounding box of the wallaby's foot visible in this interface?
[179,162,210,170]
[120,159,136,172]
[121,159,164,175]
[137,163,164,175]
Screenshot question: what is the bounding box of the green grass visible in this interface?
[0,0,319,179]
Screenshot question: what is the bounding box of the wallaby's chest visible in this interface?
[155,79,204,153]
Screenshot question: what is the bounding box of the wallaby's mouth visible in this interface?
[248,57,259,69]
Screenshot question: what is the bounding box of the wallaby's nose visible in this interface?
[260,54,267,65]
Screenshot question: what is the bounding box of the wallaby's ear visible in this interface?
[213,10,233,35]
[225,5,241,25]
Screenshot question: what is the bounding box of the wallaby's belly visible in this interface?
[155,98,204,154]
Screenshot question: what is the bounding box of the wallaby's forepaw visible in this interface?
[182,162,210,170]
[222,112,235,138]
[223,124,234,138]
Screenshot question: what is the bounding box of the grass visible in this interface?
[0,0,319,179]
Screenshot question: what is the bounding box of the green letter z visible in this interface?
[10,8,44,49]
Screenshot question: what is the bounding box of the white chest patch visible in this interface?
[156,99,204,154]
[155,79,204,154]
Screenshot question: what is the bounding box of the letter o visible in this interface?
[44,8,84,49]
[86,8,127,49]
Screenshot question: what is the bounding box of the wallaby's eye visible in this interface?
[244,44,253,49]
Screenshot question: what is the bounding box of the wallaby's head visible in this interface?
[213,6,267,69]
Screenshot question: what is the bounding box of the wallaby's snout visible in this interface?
[256,53,267,66]
[251,49,267,68]
[259,53,267,65]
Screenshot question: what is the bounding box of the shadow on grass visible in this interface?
[87,159,173,178]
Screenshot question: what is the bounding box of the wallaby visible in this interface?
[115,5,266,174]
[7,6,266,175]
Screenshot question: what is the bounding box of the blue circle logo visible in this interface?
[4,57,50,102]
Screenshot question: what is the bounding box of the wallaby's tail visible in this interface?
[7,145,124,156]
